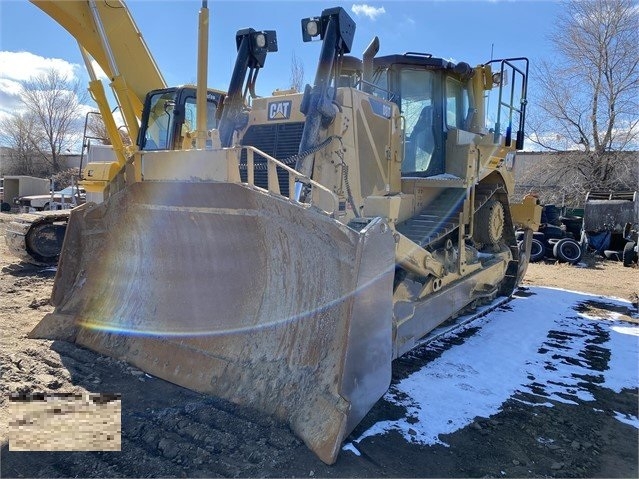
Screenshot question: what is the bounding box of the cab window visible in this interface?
[445,77,469,130]
[400,69,436,175]
[143,90,177,150]
[183,96,219,132]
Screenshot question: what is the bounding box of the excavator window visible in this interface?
[139,87,222,151]
[183,97,218,132]
[140,89,178,150]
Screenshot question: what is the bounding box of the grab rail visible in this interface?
[239,145,340,217]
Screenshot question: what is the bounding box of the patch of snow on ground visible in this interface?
[613,411,639,429]
[347,287,639,450]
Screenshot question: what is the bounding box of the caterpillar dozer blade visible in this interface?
[30,179,396,465]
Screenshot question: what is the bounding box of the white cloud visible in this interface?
[351,4,386,20]
[89,58,109,81]
[0,80,24,117]
[0,51,86,118]
[0,51,80,82]
[0,77,23,96]
[0,51,102,149]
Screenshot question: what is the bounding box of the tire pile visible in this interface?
[520,203,639,267]
[517,205,584,265]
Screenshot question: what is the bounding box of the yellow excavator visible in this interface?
[27,1,541,465]
[5,0,225,264]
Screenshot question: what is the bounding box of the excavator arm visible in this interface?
[31,0,166,140]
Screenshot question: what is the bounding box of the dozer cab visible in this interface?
[31,5,539,465]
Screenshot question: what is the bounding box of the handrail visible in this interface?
[239,145,340,217]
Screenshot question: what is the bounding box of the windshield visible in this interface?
[143,90,178,150]
[57,187,83,196]
[141,88,220,151]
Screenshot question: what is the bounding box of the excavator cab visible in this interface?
[138,86,225,151]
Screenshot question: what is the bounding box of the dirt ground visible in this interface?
[522,256,639,306]
[0,212,637,478]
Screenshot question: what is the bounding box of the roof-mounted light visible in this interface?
[254,33,266,49]
[306,20,319,37]
[301,17,321,42]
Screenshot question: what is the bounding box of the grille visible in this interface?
[240,122,304,197]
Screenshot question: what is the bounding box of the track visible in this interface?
[415,295,513,347]
[5,210,71,264]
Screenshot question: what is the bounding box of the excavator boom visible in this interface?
[31,0,165,127]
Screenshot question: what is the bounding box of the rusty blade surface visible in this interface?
[31,181,395,464]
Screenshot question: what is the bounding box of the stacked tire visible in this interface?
[530,233,545,263]
[552,238,583,264]
[517,229,583,265]
[622,241,637,267]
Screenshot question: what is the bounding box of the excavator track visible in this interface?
[5,211,71,265]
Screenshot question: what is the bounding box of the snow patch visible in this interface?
[341,442,361,456]
[613,411,639,429]
[351,287,638,447]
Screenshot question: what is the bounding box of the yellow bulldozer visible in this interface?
[26,1,540,465]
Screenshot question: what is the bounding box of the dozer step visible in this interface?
[396,188,466,247]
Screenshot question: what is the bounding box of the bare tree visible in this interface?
[516,150,638,207]
[526,0,639,198]
[85,112,131,147]
[289,52,305,92]
[19,68,87,172]
[0,112,42,175]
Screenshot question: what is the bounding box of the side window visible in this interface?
[446,77,469,130]
[206,100,218,130]
[184,98,197,131]
[143,91,177,150]
[371,68,390,101]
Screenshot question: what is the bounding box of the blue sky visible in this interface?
[0,0,564,148]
